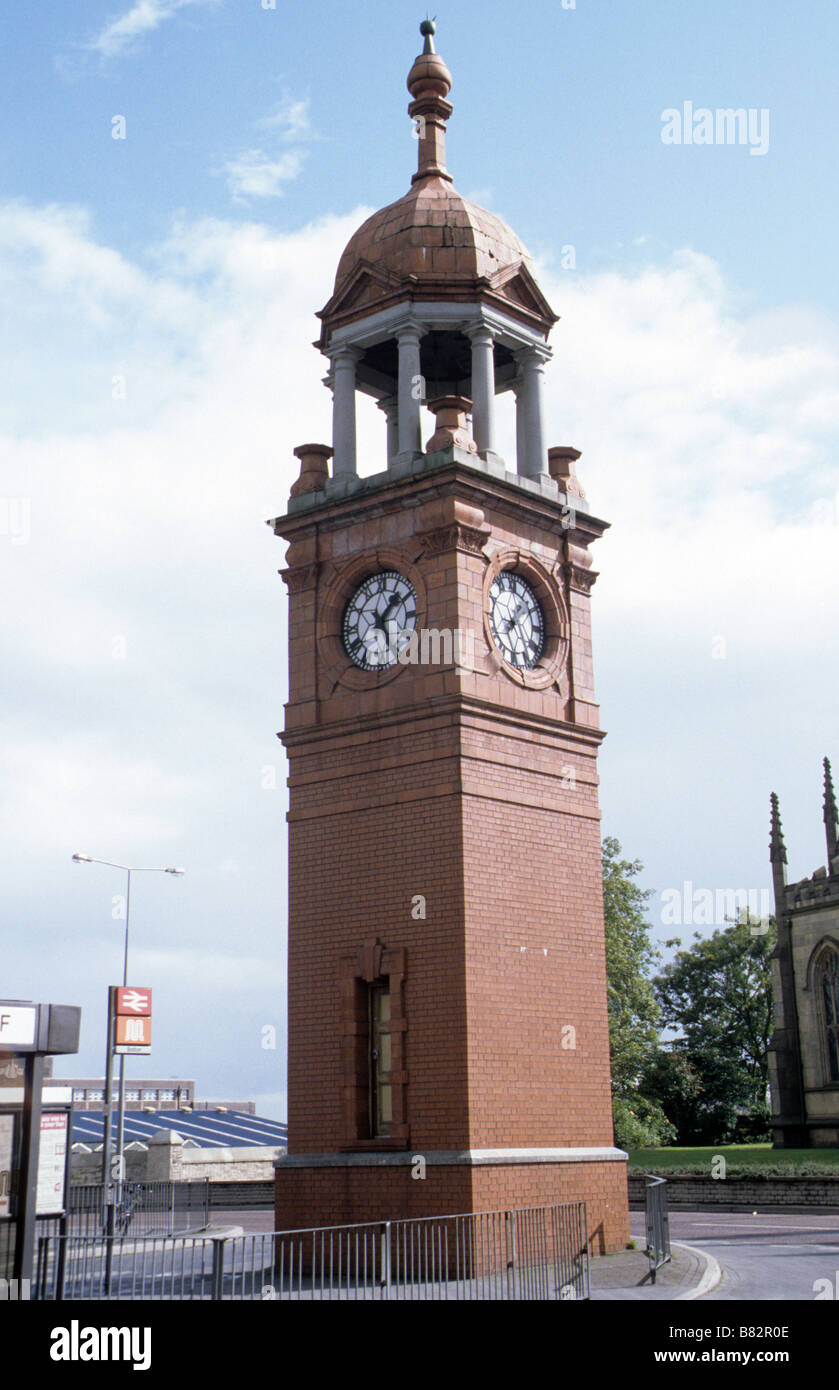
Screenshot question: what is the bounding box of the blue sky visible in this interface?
[2,1,837,1117]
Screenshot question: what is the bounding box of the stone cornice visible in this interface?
[276,1146,627,1169]
[271,451,608,549]
[281,691,606,752]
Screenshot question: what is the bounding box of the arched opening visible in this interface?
[816,947,839,1083]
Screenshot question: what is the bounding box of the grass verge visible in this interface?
[627,1145,839,1176]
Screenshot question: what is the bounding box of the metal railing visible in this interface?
[644,1174,671,1283]
[35,1181,210,1242]
[32,1200,589,1301]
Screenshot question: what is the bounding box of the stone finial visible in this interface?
[407,20,453,185]
[548,446,588,502]
[290,443,332,498]
[425,395,477,454]
[769,792,787,865]
[824,756,838,859]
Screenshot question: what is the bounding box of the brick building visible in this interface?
[271,20,629,1251]
[768,758,839,1146]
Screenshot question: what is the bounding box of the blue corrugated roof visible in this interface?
[71,1110,287,1150]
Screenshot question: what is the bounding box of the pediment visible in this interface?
[489,260,558,326]
[319,260,406,324]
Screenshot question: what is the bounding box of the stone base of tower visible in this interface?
[274,1150,629,1255]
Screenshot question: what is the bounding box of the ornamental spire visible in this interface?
[769,791,787,865]
[769,790,788,918]
[824,756,838,861]
[407,19,454,186]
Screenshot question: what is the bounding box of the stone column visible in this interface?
[377,396,400,468]
[331,346,362,477]
[515,347,550,479]
[513,380,527,476]
[396,325,423,458]
[467,325,496,457]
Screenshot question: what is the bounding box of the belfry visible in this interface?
[271,21,629,1252]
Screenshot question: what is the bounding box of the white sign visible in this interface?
[37,1113,68,1216]
[0,1007,36,1047]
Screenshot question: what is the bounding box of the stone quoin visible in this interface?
[269,19,630,1252]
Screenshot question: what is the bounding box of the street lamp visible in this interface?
[71,855,184,1204]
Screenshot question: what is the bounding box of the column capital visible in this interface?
[329,343,364,366]
[515,343,552,369]
[395,322,424,346]
[465,322,495,346]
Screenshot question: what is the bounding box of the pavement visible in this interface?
[590,1240,721,1301]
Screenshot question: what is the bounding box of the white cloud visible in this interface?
[221,94,317,202]
[89,0,217,60]
[258,96,313,142]
[222,148,307,201]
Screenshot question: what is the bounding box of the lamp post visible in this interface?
[71,855,184,1207]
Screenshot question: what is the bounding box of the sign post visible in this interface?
[101,987,117,1213]
[110,988,152,1203]
[101,986,152,1282]
[0,1000,81,1289]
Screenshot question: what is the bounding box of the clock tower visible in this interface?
[271,21,629,1253]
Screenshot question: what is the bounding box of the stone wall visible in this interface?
[71,1130,284,1184]
[628,1173,839,1210]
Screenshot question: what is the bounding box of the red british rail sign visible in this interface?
[115,987,152,1017]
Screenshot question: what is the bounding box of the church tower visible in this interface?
[271,21,629,1252]
[768,761,839,1147]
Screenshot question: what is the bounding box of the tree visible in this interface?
[652,916,776,1144]
[637,1046,703,1144]
[601,837,672,1147]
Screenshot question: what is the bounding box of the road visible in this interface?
[630,1209,839,1301]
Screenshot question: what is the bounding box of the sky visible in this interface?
[1,0,837,1119]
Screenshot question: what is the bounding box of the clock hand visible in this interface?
[379,594,402,626]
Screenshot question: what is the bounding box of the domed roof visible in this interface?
[318,21,556,344]
[333,176,534,292]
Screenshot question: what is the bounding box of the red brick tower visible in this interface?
[271,21,629,1253]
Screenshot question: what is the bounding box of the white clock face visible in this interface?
[489,572,545,669]
[342,571,418,671]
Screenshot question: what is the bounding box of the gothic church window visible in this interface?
[817,948,839,1083]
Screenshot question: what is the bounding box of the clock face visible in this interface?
[342,571,418,671]
[488,571,545,669]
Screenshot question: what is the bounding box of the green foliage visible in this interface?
[652,917,776,1145]
[601,837,670,1145]
[612,1095,675,1150]
[627,1144,839,1176]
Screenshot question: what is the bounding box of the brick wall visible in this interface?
[275,1161,628,1252]
[276,459,627,1250]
